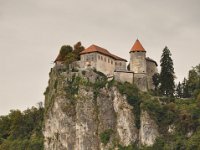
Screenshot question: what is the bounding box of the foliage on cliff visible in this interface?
[175,64,200,99]
[0,105,44,150]
[56,41,84,65]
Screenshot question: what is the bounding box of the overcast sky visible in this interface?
[0,0,199,115]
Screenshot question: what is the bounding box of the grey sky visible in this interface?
[0,0,200,115]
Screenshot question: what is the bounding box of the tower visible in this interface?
[130,39,147,91]
[129,39,146,73]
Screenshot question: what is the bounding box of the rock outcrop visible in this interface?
[139,111,159,146]
[43,66,159,150]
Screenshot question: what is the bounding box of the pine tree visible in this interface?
[182,78,190,98]
[160,46,175,97]
[176,82,182,98]
[152,73,160,92]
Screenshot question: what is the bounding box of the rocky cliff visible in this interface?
[43,65,159,150]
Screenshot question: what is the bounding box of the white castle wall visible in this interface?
[80,52,126,76]
[130,52,147,74]
[77,50,157,92]
[114,71,134,84]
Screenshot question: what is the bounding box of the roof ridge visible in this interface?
[80,44,127,61]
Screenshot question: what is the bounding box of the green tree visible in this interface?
[176,82,183,98]
[60,45,73,58]
[73,42,85,60]
[152,73,160,92]
[0,104,44,150]
[159,46,175,97]
[182,78,190,98]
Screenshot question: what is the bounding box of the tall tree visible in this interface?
[73,42,85,60]
[182,78,190,98]
[152,73,160,92]
[176,82,183,98]
[159,46,175,97]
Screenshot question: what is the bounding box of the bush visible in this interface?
[100,129,113,145]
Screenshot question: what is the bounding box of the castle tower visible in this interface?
[130,39,147,91]
[129,39,146,73]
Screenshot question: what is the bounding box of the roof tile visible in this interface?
[130,39,146,52]
[80,44,127,61]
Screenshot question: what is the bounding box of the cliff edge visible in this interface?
[43,65,159,150]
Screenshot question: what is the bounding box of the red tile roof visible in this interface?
[130,39,146,52]
[80,44,127,62]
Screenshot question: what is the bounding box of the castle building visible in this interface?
[55,39,157,91]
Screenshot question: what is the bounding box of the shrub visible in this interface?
[100,129,113,145]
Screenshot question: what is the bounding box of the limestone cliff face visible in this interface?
[43,66,159,150]
[139,111,159,146]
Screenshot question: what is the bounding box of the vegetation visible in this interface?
[152,73,160,93]
[159,46,175,97]
[175,64,200,99]
[57,41,85,67]
[116,82,141,129]
[100,129,113,145]
[0,104,44,150]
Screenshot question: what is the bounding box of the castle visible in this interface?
[55,39,158,91]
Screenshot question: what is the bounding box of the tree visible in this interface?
[73,42,85,60]
[0,105,44,149]
[176,82,183,98]
[159,46,175,97]
[59,45,73,59]
[182,78,190,98]
[152,73,160,92]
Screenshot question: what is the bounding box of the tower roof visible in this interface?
[80,44,127,61]
[130,39,146,52]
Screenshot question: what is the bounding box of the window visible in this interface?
[98,55,100,60]
[104,57,106,62]
[111,60,113,64]
[108,59,110,63]
[115,62,117,65]
[101,56,103,60]
[119,62,122,66]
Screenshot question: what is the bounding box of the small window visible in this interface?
[108,59,110,63]
[111,60,113,64]
[115,62,117,65]
[101,56,103,60]
[119,62,122,66]
[104,57,106,62]
[98,55,100,60]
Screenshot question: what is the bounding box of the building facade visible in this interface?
[55,39,158,91]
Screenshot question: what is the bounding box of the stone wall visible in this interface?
[114,71,134,84]
[80,53,126,76]
[146,60,158,90]
[130,52,146,74]
[80,53,97,69]
[134,73,147,92]
[115,60,126,71]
